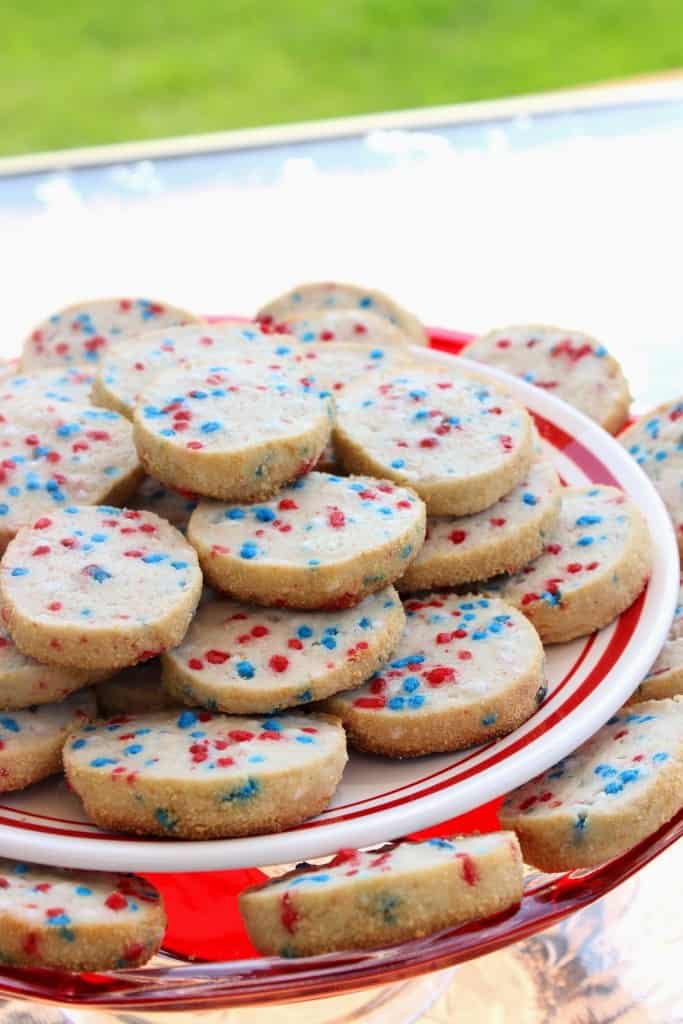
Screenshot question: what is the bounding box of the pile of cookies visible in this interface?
[0,284,680,972]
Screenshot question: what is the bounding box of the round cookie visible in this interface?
[398,458,561,592]
[620,397,683,553]
[467,325,631,434]
[133,368,333,502]
[324,593,544,757]
[489,485,652,644]
[239,832,523,957]
[499,698,683,870]
[0,400,142,553]
[291,342,414,397]
[282,308,411,348]
[187,472,426,609]
[64,709,347,839]
[0,689,96,793]
[0,506,203,672]
[92,323,302,418]
[0,860,165,972]
[0,624,100,711]
[161,587,405,714]
[333,370,535,515]
[257,281,428,346]
[96,660,179,717]
[21,297,201,370]
[1,366,96,405]
[129,476,198,534]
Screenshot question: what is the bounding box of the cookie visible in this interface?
[0,860,165,971]
[239,831,523,957]
[629,575,683,702]
[161,586,405,714]
[1,366,96,405]
[257,281,428,346]
[398,458,561,592]
[187,472,426,609]
[325,593,544,757]
[466,325,631,434]
[620,397,683,553]
[333,370,535,515]
[0,400,142,553]
[21,298,201,370]
[129,476,198,534]
[499,698,683,870]
[96,660,178,717]
[282,308,411,348]
[133,368,333,501]
[0,506,203,672]
[64,710,347,839]
[291,342,414,396]
[488,485,652,644]
[0,689,96,793]
[92,323,302,418]
[0,623,101,711]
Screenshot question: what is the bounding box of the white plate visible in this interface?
[0,347,677,872]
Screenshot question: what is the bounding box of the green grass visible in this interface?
[2,0,683,157]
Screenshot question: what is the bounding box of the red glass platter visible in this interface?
[0,326,678,1011]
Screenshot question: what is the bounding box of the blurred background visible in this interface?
[2,0,683,157]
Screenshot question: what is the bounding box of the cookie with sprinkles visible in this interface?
[239,831,523,957]
[333,369,535,515]
[0,399,142,553]
[0,506,202,672]
[133,367,333,502]
[629,575,683,703]
[282,308,411,348]
[398,458,561,592]
[324,593,544,757]
[500,698,683,870]
[187,472,426,609]
[0,623,102,711]
[1,365,96,405]
[129,476,198,534]
[466,325,631,434]
[64,709,347,839]
[620,396,683,553]
[0,689,96,792]
[257,281,428,346]
[161,586,405,714]
[0,860,165,971]
[96,660,179,717]
[488,485,652,644]
[21,297,201,370]
[290,341,415,397]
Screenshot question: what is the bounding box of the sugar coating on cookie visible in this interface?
[0,623,98,711]
[93,323,302,418]
[21,297,201,370]
[0,506,202,671]
[467,325,631,434]
[334,370,534,515]
[133,367,333,501]
[500,698,683,869]
[0,860,165,971]
[398,458,561,591]
[325,593,544,757]
[187,472,426,609]
[282,308,411,348]
[64,710,347,838]
[96,660,178,717]
[491,485,652,644]
[129,476,198,534]
[1,366,96,405]
[0,689,96,792]
[620,397,683,553]
[162,587,405,714]
[239,831,523,956]
[0,401,142,552]
[257,280,428,346]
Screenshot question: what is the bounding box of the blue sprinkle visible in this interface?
[225,508,245,520]
[221,777,261,802]
[237,661,255,679]
[653,752,670,763]
[10,568,28,577]
[71,738,87,750]
[391,458,405,469]
[200,421,221,434]
[240,541,258,559]
[177,710,198,729]
[91,757,118,768]
[254,507,276,522]
[124,744,143,756]
[522,492,537,506]
[142,553,165,564]
[297,625,313,638]
[576,514,602,526]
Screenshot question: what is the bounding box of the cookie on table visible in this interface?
[92,323,302,419]
[96,660,178,717]
[133,368,332,502]
[240,831,522,957]
[1,366,96,405]
[620,396,683,553]
[282,308,411,348]
[0,860,165,972]
[129,476,198,534]
[398,458,561,592]
[257,280,428,346]
[0,623,100,711]
[500,698,683,870]
[0,400,142,553]
[334,370,535,515]
[325,593,544,757]
[0,689,96,793]
[466,325,631,434]
[162,586,405,714]
[187,472,426,609]
[21,297,201,370]
[629,575,683,702]
[0,506,202,672]
[64,710,347,839]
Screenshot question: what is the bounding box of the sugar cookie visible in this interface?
[0,624,100,711]
[1,366,96,405]
[629,576,683,702]
[291,342,414,397]
[281,308,410,348]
